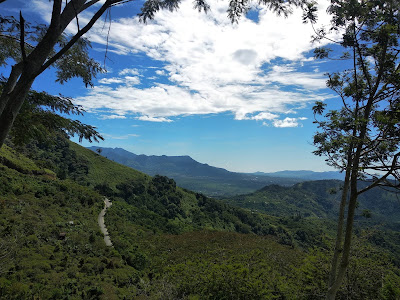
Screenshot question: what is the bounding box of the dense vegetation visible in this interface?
[226,180,400,224]
[1,136,399,299]
[225,181,400,264]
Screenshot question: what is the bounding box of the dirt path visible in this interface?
[98,198,113,247]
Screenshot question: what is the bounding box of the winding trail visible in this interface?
[98,198,113,247]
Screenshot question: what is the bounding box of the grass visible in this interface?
[70,141,150,189]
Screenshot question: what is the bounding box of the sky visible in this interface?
[1,0,345,173]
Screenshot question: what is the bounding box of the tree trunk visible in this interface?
[0,0,113,149]
[327,163,351,291]
[326,180,358,299]
[0,74,35,147]
[0,63,23,116]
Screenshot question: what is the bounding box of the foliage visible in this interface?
[1,134,400,299]
[0,8,102,86]
[310,0,400,187]
[305,0,400,298]
[0,152,138,299]
[0,0,118,149]
[7,89,103,146]
[225,180,400,229]
[139,0,309,23]
[295,240,400,300]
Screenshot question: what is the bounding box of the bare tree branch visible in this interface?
[71,0,81,32]
[357,152,400,195]
[0,33,35,49]
[78,0,101,13]
[103,7,112,68]
[40,0,113,74]
[19,11,27,63]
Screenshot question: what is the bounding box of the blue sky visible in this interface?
[1,0,345,172]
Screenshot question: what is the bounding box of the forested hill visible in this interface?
[0,136,314,298]
[1,137,400,298]
[225,180,400,228]
[87,146,304,196]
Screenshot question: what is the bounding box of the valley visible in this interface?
[1,137,399,299]
[88,147,344,197]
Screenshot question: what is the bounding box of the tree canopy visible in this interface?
[10,89,104,146]
[307,0,400,298]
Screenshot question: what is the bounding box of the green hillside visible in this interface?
[224,180,400,264]
[1,138,399,299]
[225,180,400,226]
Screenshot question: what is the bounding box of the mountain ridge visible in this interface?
[88,146,344,196]
[251,170,344,180]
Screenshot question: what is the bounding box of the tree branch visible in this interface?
[78,0,101,13]
[71,0,81,32]
[40,0,114,74]
[50,0,63,29]
[357,152,400,195]
[19,11,27,63]
[0,34,35,49]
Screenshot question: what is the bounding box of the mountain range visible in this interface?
[251,170,344,180]
[88,146,344,196]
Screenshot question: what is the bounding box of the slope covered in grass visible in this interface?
[1,137,399,299]
[0,137,299,298]
[226,180,400,226]
[0,144,138,299]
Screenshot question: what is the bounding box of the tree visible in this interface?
[0,0,309,149]
[9,88,104,145]
[308,1,400,299]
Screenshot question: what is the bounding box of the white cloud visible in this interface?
[246,112,279,121]
[99,114,126,119]
[265,65,327,90]
[272,117,307,128]
[98,78,124,84]
[125,76,141,85]
[98,76,140,85]
[32,0,337,123]
[119,68,140,76]
[75,83,327,121]
[136,115,173,122]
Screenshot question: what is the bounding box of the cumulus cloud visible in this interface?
[75,83,326,121]
[265,65,327,90]
[98,78,124,84]
[245,112,279,121]
[125,76,141,85]
[99,114,127,119]
[32,0,336,124]
[272,117,308,128]
[119,68,140,76]
[98,76,140,85]
[136,115,173,122]
[155,70,166,76]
